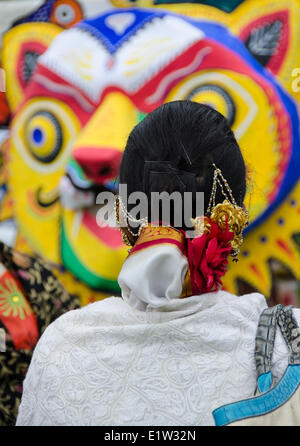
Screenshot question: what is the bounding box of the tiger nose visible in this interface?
[73,147,122,184]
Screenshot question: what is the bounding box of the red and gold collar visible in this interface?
[127,222,233,298]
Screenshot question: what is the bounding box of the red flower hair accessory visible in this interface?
[188,216,234,294]
[187,164,248,295]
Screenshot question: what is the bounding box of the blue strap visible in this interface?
[213,364,300,426]
[213,305,300,426]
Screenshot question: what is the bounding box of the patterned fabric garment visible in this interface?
[16,240,298,426]
[0,242,80,425]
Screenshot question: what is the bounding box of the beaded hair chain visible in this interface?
[192,163,248,258]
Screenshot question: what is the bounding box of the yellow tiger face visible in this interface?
[5,7,300,300]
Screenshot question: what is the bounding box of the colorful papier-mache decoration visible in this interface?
[1,5,300,303]
[109,0,300,297]
[151,0,300,297]
[0,0,85,230]
[0,0,85,190]
[1,0,84,116]
[0,0,103,304]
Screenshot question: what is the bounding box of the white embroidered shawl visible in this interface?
[16,243,298,426]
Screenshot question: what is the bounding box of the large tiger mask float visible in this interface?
[1,3,300,304]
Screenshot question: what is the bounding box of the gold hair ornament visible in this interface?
[192,164,248,259]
